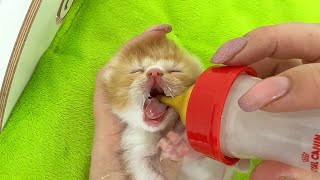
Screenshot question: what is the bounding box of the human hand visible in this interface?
[89,24,181,180]
[90,67,127,180]
[211,22,320,180]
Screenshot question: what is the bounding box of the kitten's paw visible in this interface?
[159,131,204,161]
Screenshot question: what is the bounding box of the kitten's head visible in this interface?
[104,25,202,132]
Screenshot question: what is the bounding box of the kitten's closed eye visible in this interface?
[130,68,144,74]
[167,69,182,73]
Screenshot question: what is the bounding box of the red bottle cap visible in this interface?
[186,66,257,165]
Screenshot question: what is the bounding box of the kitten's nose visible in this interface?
[147,68,163,77]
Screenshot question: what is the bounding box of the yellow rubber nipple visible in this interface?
[159,85,194,125]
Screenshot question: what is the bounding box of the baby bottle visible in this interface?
[160,66,320,173]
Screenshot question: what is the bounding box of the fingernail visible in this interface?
[145,24,172,33]
[211,37,247,64]
[238,76,290,112]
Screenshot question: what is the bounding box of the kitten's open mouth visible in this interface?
[143,88,169,127]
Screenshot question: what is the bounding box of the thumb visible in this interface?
[238,64,320,112]
[250,161,320,180]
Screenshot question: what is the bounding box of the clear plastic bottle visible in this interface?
[221,75,320,173]
[160,66,320,173]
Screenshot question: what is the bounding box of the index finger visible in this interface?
[124,24,172,47]
[211,23,320,65]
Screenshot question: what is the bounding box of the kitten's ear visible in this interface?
[102,67,111,82]
[102,59,117,82]
[95,65,111,91]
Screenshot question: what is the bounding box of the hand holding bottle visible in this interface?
[211,22,320,180]
[159,23,320,180]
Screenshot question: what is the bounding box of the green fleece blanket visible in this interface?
[1,0,320,179]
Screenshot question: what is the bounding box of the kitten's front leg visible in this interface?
[159,129,205,161]
[159,130,251,178]
[122,128,166,180]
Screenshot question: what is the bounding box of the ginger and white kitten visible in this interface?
[103,25,248,180]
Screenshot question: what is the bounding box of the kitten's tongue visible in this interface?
[145,98,167,119]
